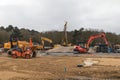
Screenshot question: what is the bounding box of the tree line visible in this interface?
[0,25,120,46]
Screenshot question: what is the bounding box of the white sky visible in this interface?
[0,0,120,33]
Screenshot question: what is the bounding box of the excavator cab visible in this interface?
[74,46,87,54]
[73,41,87,53]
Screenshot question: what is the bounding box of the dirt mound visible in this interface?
[46,46,74,53]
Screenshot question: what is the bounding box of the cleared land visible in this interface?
[0,53,120,80]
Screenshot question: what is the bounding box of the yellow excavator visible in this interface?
[41,37,54,48]
[33,37,54,50]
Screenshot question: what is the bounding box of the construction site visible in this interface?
[0,22,119,80]
[0,0,120,80]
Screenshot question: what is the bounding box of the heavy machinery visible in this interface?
[11,38,37,59]
[5,41,32,55]
[4,41,29,50]
[5,28,37,59]
[33,45,44,50]
[113,44,120,53]
[74,32,109,53]
[41,37,54,49]
[30,37,54,50]
[61,22,71,46]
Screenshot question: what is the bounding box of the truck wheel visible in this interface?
[7,50,12,56]
[25,54,31,59]
[32,51,36,58]
[12,54,17,58]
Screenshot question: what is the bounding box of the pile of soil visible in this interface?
[46,46,74,53]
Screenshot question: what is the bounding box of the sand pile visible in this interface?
[46,46,74,53]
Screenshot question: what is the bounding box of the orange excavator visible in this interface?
[73,32,109,53]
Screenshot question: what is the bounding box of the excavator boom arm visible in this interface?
[41,37,53,46]
[86,32,109,48]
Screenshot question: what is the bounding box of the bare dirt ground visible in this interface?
[0,53,120,80]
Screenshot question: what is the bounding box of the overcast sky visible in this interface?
[0,0,120,33]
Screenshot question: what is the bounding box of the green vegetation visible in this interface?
[0,25,120,45]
